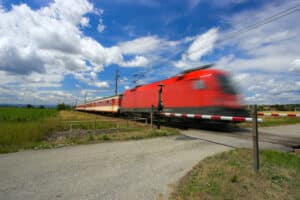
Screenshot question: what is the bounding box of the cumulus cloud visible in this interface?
[120,56,149,67]
[187,28,219,61]
[174,28,219,69]
[97,11,105,33]
[94,81,109,88]
[211,1,300,104]
[289,59,300,74]
[0,0,162,104]
[118,36,161,54]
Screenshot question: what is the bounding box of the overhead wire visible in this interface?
[188,3,300,56]
[131,2,300,83]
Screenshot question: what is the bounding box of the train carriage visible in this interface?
[77,95,122,113]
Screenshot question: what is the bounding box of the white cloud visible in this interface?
[289,59,300,74]
[187,28,219,61]
[80,17,90,27]
[0,0,160,104]
[97,18,105,32]
[94,81,109,88]
[120,56,149,67]
[174,28,219,69]
[118,36,161,54]
[213,1,300,104]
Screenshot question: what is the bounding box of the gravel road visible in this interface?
[0,136,230,200]
[182,124,300,151]
[1,124,299,200]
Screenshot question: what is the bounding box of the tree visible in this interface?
[56,103,71,111]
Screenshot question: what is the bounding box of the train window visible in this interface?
[193,80,205,89]
[217,74,237,94]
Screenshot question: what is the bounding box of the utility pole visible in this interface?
[252,104,259,172]
[84,93,87,104]
[157,84,164,129]
[115,69,120,95]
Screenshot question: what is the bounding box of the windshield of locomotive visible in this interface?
[216,74,237,94]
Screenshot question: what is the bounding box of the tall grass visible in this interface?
[0,108,179,153]
[0,107,59,153]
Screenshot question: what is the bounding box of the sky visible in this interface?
[0,0,299,105]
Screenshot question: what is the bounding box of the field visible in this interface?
[0,108,178,153]
[171,149,300,200]
[0,107,58,121]
[0,108,60,153]
[239,111,300,127]
[258,111,300,127]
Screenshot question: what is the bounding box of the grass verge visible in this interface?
[46,127,179,147]
[259,116,300,127]
[171,149,300,200]
[239,111,300,128]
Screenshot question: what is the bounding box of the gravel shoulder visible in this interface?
[181,124,300,151]
[0,136,230,200]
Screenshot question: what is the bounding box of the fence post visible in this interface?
[252,104,259,172]
[151,105,154,129]
[94,119,96,134]
[157,84,164,129]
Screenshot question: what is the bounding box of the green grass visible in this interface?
[259,116,300,127]
[0,108,59,153]
[239,115,300,128]
[171,149,300,200]
[0,108,179,153]
[0,107,58,121]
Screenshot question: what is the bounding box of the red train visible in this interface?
[76,65,248,118]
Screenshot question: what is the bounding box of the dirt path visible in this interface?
[0,136,230,200]
[2,124,298,200]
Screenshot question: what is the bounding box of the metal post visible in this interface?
[252,104,259,172]
[151,105,153,129]
[94,119,96,134]
[157,84,164,129]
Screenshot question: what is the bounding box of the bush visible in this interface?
[56,103,71,111]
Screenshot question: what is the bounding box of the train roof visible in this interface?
[179,64,214,75]
[77,94,122,105]
[128,64,224,92]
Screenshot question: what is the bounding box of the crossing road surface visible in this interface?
[0,136,230,200]
[1,124,299,200]
[182,124,300,151]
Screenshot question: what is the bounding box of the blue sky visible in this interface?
[0,0,299,105]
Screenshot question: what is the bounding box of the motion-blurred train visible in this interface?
[76,65,248,118]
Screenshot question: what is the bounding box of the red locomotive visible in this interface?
[76,65,248,118]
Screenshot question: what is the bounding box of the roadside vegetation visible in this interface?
[0,108,179,153]
[239,111,300,128]
[259,115,300,127]
[171,149,300,200]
